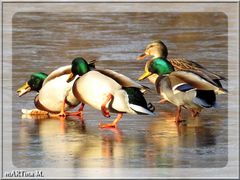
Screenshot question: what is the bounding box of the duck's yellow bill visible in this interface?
[66,73,75,83]
[17,82,31,97]
[138,71,152,81]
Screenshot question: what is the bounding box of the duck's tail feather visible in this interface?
[213,79,223,88]
[192,98,213,108]
[129,104,155,115]
[201,68,227,81]
[123,87,155,115]
[211,72,227,81]
[217,87,228,94]
[193,90,216,108]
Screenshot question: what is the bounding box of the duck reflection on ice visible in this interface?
[144,111,220,167]
[18,115,124,168]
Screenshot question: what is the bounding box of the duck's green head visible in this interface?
[17,72,48,97]
[137,40,168,60]
[67,57,95,82]
[138,58,174,81]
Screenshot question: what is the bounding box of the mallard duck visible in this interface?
[137,40,227,88]
[67,57,155,128]
[17,65,82,116]
[138,57,227,122]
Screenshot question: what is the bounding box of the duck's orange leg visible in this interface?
[175,106,182,123]
[101,94,113,118]
[49,100,67,118]
[66,103,85,118]
[99,113,123,128]
[57,99,67,117]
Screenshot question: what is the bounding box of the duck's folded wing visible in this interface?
[169,58,226,81]
[169,58,205,70]
[169,71,227,94]
[42,65,72,86]
[97,69,147,90]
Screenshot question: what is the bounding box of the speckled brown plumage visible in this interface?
[168,58,226,82]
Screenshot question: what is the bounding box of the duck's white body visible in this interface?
[72,70,153,115]
[158,76,204,110]
[73,71,134,114]
[35,66,80,113]
[155,71,220,112]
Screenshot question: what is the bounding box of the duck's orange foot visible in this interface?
[49,112,66,118]
[67,103,85,117]
[59,113,66,117]
[22,109,49,115]
[99,113,122,128]
[98,123,116,128]
[66,111,83,117]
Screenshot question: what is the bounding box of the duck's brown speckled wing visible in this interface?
[169,58,226,81]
